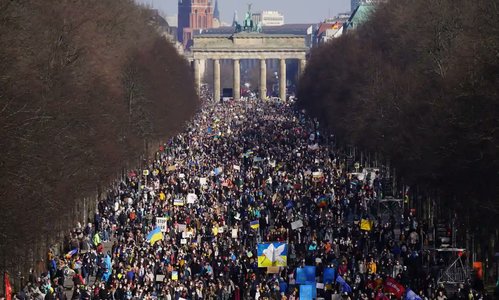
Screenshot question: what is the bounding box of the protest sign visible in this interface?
[156,217,167,232]
[299,284,316,300]
[291,219,304,230]
[187,193,198,204]
[257,242,288,267]
[177,224,187,232]
[296,266,316,284]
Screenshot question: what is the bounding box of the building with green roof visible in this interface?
[343,3,377,32]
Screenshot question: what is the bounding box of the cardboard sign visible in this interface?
[177,224,187,232]
[267,266,280,274]
[291,220,304,230]
[231,228,238,238]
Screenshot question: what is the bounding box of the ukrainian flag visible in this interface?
[65,249,78,259]
[250,220,259,229]
[146,227,164,245]
[242,150,254,158]
[257,242,288,267]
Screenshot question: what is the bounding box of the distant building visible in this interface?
[165,15,178,28]
[344,2,376,32]
[316,14,350,44]
[213,0,220,21]
[351,0,362,12]
[178,0,214,48]
[252,11,284,27]
[351,0,387,12]
[148,10,184,55]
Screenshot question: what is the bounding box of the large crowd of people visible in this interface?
[15,98,491,300]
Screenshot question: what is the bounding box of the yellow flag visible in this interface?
[360,219,373,231]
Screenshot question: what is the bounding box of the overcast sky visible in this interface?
[138,0,351,24]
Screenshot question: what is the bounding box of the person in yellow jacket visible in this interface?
[367,257,377,275]
[93,232,101,247]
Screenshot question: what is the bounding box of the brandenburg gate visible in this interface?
[191,32,308,101]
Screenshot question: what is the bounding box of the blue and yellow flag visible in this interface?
[65,249,78,259]
[242,150,254,158]
[257,242,288,267]
[146,227,163,245]
[250,220,259,229]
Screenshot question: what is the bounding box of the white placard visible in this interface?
[291,219,304,230]
[199,178,207,185]
[231,228,238,238]
[156,217,168,232]
[233,165,240,171]
[316,283,324,289]
[187,193,198,204]
[182,231,192,239]
[180,239,187,244]
[312,171,324,178]
[177,224,187,232]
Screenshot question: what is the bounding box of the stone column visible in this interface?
[233,59,240,100]
[260,59,267,100]
[298,58,307,77]
[193,59,201,95]
[279,58,287,101]
[213,59,220,102]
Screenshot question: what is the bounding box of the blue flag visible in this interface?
[296,266,316,284]
[323,267,336,284]
[336,275,352,293]
[279,280,288,294]
[299,284,316,300]
[405,289,422,300]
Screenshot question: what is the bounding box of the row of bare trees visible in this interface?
[0,0,199,276]
[298,0,498,261]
